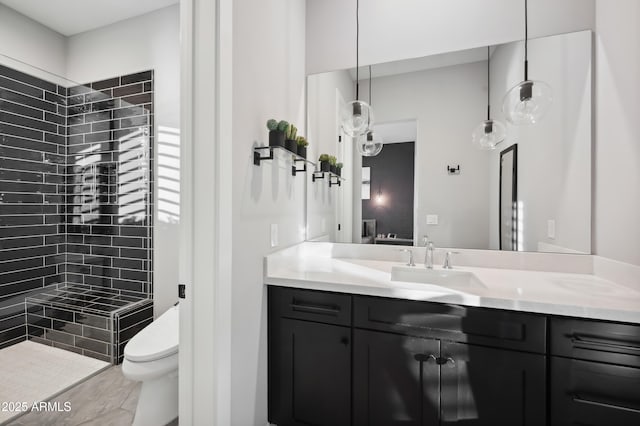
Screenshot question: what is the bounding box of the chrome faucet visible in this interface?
[443,251,459,269]
[400,249,416,267]
[425,242,434,269]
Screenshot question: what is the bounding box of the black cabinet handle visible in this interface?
[572,394,640,414]
[570,334,640,353]
[290,302,341,316]
[435,356,456,365]
[413,354,438,363]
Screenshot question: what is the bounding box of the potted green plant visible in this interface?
[336,162,343,177]
[284,123,298,154]
[318,154,331,172]
[296,136,308,159]
[329,155,337,174]
[268,119,286,148]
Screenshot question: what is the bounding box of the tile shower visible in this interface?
[0,64,154,363]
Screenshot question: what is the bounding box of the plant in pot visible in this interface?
[329,155,337,174]
[268,119,286,148]
[284,124,298,154]
[319,154,331,172]
[336,162,343,177]
[296,136,308,159]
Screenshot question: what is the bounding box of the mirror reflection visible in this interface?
[306,30,591,254]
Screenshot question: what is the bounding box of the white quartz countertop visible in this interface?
[264,243,640,324]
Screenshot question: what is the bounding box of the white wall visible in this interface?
[306,0,595,75]
[488,31,592,253]
[306,70,354,241]
[66,5,181,317]
[0,3,67,83]
[594,0,640,266]
[356,63,490,249]
[231,0,306,424]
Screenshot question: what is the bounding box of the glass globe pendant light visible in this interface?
[502,0,552,125]
[472,47,507,150]
[360,65,383,156]
[340,0,374,138]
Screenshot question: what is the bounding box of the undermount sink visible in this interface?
[391,266,485,289]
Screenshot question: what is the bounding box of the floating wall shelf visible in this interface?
[253,145,316,176]
[312,171,345,187]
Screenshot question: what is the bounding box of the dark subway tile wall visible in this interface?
[64,70,154,299]
[0,65,154,348]
[0,65,67,341]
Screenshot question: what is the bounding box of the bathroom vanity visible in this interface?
[265,243,640,426]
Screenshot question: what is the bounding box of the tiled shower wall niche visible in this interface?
[0,64,67,349]
[0,64,154,353]
[64,70,154,298]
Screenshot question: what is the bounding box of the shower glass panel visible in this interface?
[0,54,154,363]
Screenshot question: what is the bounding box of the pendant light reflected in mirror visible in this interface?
[502,0,552,125]
[340,0,374,138]
[360,65,383,156]
[472,46,507,150]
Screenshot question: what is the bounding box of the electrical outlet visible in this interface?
[270,224,279,247]
[426,214,439,225]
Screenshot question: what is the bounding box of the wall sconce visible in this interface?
[375,188,384,206]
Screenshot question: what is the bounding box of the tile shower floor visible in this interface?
[0,341,109,424]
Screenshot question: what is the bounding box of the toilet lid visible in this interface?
[124,305,179,362]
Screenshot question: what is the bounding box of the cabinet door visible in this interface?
[551,356,640,426]
[269,318,351,426]
[353,329,440,426]
[440,341,546,426]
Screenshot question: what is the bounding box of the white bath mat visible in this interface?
[0,340,109,424]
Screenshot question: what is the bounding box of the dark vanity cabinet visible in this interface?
[352,296,547,426]
[352,329,441,425]
[269,287,547,425]
[269,286,640,425]
[268,287,352,426]
[550,318,640,425]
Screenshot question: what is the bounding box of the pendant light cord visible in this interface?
[355,0,360,100]
[487,46,491,120]
[524,0,529,81]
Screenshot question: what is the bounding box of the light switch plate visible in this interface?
[426,214,439,225]
[270,224,279,247]
[547,219,556,239]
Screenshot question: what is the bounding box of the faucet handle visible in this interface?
[443,251,460,269]
[399,248,416,267]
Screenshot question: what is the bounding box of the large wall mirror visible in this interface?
[306,30,592,254]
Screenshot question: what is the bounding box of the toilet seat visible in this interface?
[122,352,178,381]
[124,305,179,362]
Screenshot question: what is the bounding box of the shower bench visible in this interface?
[25,283,153,364]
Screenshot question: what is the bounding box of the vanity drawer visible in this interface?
[269,286,352,326]
[354,296,546,353]
[551,318,640,368]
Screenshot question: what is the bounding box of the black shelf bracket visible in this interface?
[329,175,342,187]
[293,159,308,176]
[312,171,325,182]
[253,146,273,166]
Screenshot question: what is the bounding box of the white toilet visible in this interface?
[122,304,179,426]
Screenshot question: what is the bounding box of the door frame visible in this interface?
[179,0,233,424]
[499,144,518,251]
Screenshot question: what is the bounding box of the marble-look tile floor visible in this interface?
[8,365,180,426]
